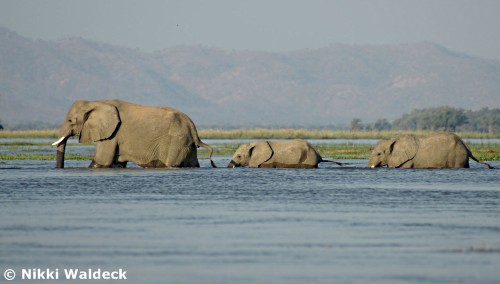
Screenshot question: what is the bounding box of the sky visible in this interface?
[1,0,500,60]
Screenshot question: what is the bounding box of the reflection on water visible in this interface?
[1,157,500,283]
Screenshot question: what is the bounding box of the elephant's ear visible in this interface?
[388,135,418,167]
[249,141,274,168]
[80,102,120,143]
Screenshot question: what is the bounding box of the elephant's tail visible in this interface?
[185,115,217,168]
[465,145,494,169]
[197,140,217,168]
[321,158,343,166]
[469,153,494,169]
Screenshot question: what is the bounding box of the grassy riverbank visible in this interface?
[202,129,500,139]
[0,129,60,139]
[202,143,500,161]
[1,129,499,161]
[1,142,499,161]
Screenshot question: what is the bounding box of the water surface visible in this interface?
[1,148,499,283]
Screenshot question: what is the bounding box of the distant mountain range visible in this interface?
[1,26,500,129]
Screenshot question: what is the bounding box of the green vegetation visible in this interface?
[1,129,499,161]
[196,143,374,160]
[392,107,467,131]
[198,143,500,161]
[1,128,500,139]
[198,129,500,139]
[353,107,500,133]
[314,144,372,160]
[0,129,59,139]
[199,128,392,139]
[0,153,91,161]
[2,142,498,161]
[468,144,500,161]
[0,139,93,161]
[0,141,87,147]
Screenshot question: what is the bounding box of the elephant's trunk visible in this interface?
[227,160,238,168]
[53,136,68,168]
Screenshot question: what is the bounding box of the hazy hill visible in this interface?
[1,26,499,129]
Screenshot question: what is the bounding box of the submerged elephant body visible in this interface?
[368,132,492,169]
[53,100,213,168]
[228,139,339,168]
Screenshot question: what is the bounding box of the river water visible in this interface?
[1,140,500,283]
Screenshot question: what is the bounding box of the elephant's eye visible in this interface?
[237,155,241,159]
[377,152,381,156]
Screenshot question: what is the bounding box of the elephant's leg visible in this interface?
[173,144,199,167]
[454,154,470,168]
[164,139,198,167]
[89,140,117,168]
[112,161,128,168]
[455,147,470,168]
[183,150,200,167]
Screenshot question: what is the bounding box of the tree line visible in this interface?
[352,107,500,134]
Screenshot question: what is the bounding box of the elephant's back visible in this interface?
[272,139,320,166]
[417,132,469,168]
[116,104,198,166]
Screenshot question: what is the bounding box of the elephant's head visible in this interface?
[228,141,274,168]
[368,135,418,168]
[52,100,120,168]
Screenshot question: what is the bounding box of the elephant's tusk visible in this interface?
[370,165,375,168]
[228,160,238,168]
[52,136,67,146]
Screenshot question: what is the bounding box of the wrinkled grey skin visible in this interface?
[52,100,214,168]
[228,139,341,168]
[368,132,493,169]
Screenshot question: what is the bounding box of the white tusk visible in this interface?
[51,136,67,146]
[370,165,375,168]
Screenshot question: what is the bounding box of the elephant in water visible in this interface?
[52,100,214,168]
[227,139,341,168]
[368,132,493,169]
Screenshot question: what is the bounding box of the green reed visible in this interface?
[1,129,499,161]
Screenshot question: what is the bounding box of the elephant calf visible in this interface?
[368,132,493,169]
[228,139,341,168]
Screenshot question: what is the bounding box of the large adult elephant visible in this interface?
[368,132,493,169]
[52,100,214,168]
[227,139,341,168]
